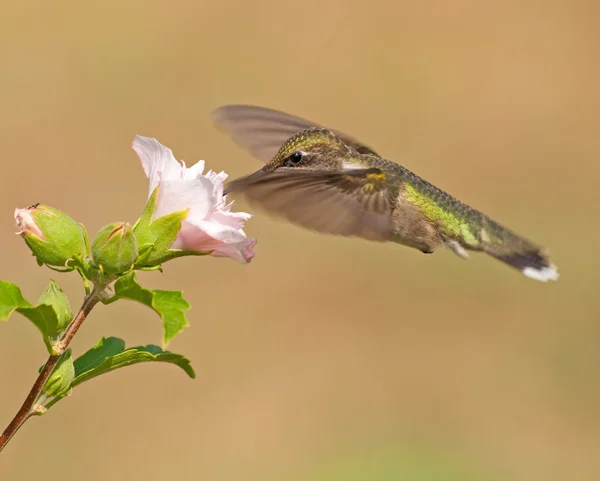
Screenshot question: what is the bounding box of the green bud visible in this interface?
[14,204,88,268]
[42,349,75,400]
[92,222,138,274]
[37,280,73,333]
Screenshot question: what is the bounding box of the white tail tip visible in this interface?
[522,264,559,282]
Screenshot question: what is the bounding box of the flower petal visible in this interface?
[154,178,213,221]
[208,209,253,230]
[182,160,206,180]
[210,237,256,263]
[14,207,45,239]
[132,135,183,195]
[173,221,256,263]
[194,220,249,244]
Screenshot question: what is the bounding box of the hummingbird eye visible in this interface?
[289,151,303,164]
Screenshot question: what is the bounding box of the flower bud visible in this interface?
[92,222,138,274]
[42,349,74,400]
[14,204,88,268]
[37,280,73,334]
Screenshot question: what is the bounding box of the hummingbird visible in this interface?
[212,105,558,282]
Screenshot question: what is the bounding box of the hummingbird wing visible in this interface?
[226,167,393,241]
[212,105,379,161]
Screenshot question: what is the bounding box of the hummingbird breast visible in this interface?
[390,190,443,253]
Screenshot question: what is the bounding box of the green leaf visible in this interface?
[0,280,69,353]
[151,290,191,343]
[0,281,32,319]
[104,272,190,344]
[19,305,63,353]
[72,336,195,386]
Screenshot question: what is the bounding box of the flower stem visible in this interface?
[0,285,104,453]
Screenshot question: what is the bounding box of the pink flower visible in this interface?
[132,135,256,263]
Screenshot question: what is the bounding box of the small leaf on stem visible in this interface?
[104,272,190,344]
[0,280,71,353]
[0,281,32,319]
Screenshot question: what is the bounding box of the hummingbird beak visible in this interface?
[223,167,266,196]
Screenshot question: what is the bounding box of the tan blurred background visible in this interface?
[1,0,599,480]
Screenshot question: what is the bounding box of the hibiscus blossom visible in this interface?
[132,135,256,263]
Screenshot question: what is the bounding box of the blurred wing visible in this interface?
[226,167,393,241]
[212,105,379,161]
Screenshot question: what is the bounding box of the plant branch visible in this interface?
[0,285,104,453]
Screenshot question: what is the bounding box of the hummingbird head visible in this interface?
[223,127,359,197]
[260,128,350,173]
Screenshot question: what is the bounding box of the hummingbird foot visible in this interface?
[445,239,470,259]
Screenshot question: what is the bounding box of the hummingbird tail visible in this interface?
[485,248,558,282]
[479,219,559,282]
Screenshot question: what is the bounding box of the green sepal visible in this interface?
[132,186,159,234]
[72,337,195,386]
[92,222,139,275]
[40,349,75,409]
[134,211,189,266]
[139,248,210,267]
[81,222,91,256]
[136,243,155,266]
[0,280,71,354]
[102,272,190,344]
[132,187,190,268]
